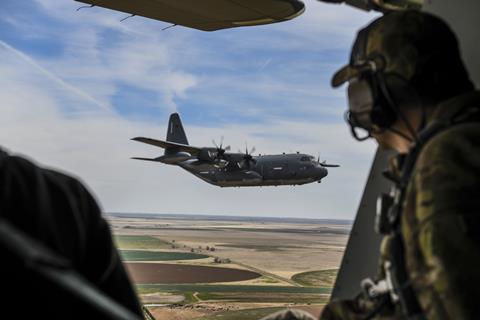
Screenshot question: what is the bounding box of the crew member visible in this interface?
[321,10,480,319]
[0,149,143,318]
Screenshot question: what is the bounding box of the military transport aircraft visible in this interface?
[132,113,339,187]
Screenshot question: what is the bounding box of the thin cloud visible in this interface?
[259,58,272,71]
[0,40,112,113]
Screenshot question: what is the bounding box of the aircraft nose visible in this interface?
[317,167,328,179]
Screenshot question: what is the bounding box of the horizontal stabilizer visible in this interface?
[132,137,200,155]
[131,157,162,162]
[75,0,305,31]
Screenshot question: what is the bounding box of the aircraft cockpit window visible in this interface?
[301,156,316,162]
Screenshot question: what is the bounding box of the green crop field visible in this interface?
[137,284,331,295]
[120,250,209,261]
[291,269,338,287]
[196,307,285,320]
[114,235,171,249]
[196,292,329,304]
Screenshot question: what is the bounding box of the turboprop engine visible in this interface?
[197,148,217,162]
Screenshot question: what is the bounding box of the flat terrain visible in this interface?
[291,269,338,287]
[137,284,330,294]
[126,263,261,284]
[109,213,350,320]
[196,307,285,320]
[114,235,171,249]
[120,250,209,261]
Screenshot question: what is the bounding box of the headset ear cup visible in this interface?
[346,70,410,135]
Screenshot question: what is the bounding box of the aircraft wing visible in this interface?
[75,0,305,31]
[132,137,201,155]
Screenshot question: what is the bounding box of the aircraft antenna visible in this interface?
[76,4,94,11]
[120,14,136,22]
[162,24,178,31]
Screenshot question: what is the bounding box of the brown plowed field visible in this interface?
[126,263,261,284]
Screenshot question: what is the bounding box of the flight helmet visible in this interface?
[331,10,473,140]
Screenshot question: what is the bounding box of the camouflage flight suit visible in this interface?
[261,91,480,320]
[321,92,480,319]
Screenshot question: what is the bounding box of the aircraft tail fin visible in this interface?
[166,113,188,145]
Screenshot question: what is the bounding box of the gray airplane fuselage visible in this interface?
[132,113,335,187]
[172,153,328,187]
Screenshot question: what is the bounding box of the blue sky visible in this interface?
[0,0,379,219]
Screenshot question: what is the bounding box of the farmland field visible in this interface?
[120,250,209,261]
[291,269,338,287]
[108,213,349,319]
[126,263,262,284]
[137,284,331,294]
[114,235,171,249]
[196,292,329,303]
[217,243,305,252]
[196,307,285,320]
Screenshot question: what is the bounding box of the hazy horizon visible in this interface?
[107,212,354,224]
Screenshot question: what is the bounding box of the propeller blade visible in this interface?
[250,146,256,155]
[320,161,340,168]
[317,152,339,167]
[211,137,230,160]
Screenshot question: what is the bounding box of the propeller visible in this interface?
[239,142,257,168]
[212,136,231,160]
[317,153,340,168]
